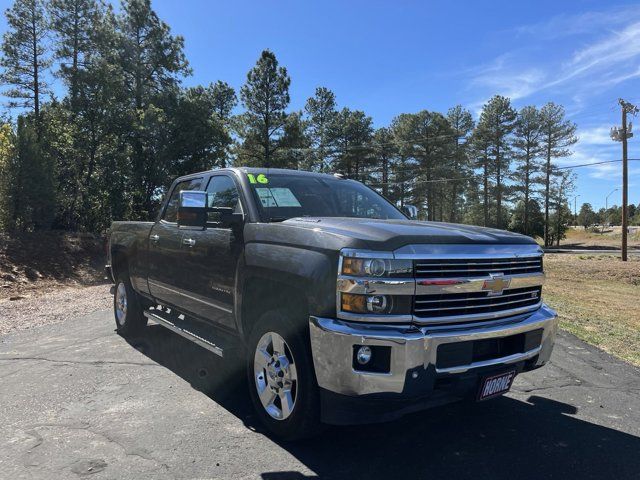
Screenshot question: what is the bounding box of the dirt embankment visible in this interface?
[0,232,108,300]
[0,232,112,335]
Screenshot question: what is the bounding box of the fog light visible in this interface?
[356,346,372,365]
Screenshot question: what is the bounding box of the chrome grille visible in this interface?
[414,257,543,278]
[414,286,542,319]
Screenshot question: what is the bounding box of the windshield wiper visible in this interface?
[268,216,289,222]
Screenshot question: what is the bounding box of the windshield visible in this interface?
[245,173,406,222]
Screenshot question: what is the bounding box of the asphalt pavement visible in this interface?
[1,310,639,480]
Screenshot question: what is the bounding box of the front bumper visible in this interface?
[309,305,558,422]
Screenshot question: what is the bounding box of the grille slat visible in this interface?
[415,266,541,274]
[413,254,544,323]
[415,256,543,278]
[414,292,541,313]
[415,289,538,305]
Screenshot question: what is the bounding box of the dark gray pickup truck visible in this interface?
[107,167,558,440]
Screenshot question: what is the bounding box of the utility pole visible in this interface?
[611,99,638,262]
[573,195,580,227]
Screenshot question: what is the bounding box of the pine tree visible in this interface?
[238,50,290,168]
[371,127,397,197]
[304,86,337,171]
[476,96,516,228]
[511,106,543,236]
[539,102,577,247]
[470,123,492,227]
[446,105,474,223]
[117,0,190,217]
[329,107,373,180]
[48,0,103,103]
[0,0,51,127]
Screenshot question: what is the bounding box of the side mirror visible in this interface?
[178,191,208,228]
[401,204,418,220]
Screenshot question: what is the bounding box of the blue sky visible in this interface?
[2,0,639,210]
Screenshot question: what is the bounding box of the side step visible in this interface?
[144,308,224,357]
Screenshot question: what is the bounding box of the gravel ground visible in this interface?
[0,284,112,336]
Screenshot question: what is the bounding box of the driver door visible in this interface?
[179,174,244,329]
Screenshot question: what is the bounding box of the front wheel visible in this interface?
[113,275,147,337]
[246,309,322,441]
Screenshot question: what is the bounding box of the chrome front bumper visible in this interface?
[309,304,558,396]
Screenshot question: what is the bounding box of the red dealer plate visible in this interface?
[477,370,516,401]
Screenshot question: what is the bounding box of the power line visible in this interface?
[363,159,640,187]
[555,159,640,170]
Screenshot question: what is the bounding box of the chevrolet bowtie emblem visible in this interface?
[482,273,511,296]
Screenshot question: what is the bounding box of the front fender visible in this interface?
[242,242,338,318]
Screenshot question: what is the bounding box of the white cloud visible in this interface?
[577,125,613,145]
[469,10,640,107]
[514,5,640,39]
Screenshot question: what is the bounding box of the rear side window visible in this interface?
[206,175,242,213]
[162,178,202,222]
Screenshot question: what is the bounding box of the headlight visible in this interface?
[338,249,414,320]
[341,256,412,277]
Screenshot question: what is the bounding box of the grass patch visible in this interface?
[543,254,640,366]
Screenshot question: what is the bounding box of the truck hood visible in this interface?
[282,217,537,250]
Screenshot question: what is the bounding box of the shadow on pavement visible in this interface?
[127,324,640,480]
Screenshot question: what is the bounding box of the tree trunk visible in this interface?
[524,145,530,235]
[544,140,551,247]
[483,151,489,227]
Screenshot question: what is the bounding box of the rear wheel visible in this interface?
[113,275,147,337]
[246,309,322,441]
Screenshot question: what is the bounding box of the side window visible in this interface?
[206,175,241,212]
[162,178,202,223]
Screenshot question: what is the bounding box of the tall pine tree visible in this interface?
[0,0,50,128]
[238,50,291,168]
[539,102,577,247]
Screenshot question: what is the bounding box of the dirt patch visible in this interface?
[543,254,640,365]
[0,231,108,300]
[0,284,112,336]
[556,227,640,250]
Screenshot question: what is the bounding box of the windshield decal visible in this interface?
[256,188,278,207]
[255,187,302,208]
[247,173,269,184]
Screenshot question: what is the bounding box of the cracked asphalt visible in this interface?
[1,310,639,480]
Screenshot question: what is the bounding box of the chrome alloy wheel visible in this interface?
[253,331,298,420]
[115,282,128,326]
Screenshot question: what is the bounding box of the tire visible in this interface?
[246,309,323,441]
[113,274,148,337]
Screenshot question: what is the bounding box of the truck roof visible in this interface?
[175,167,346,183]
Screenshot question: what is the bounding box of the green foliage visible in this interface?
[509,199,544,238]
[4,116,55,230]
[577,203,596,229]
[237,50,291,167]
[304,86,337,171]
[511,105,543,236]
[476,95,516,229]
[539,102,577,246]
[329,107,373,180]
[0,0,582,236]
[0,0,50,121]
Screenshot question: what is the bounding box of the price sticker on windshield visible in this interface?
[247,173,269,184]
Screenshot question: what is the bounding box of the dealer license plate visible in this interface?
[477,370,516,401]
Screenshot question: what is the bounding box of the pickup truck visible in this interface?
[107,167,558,440]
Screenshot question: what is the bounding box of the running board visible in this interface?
[144,309,224,357]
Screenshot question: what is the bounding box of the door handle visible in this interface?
[150,234,160,243]
[182,238,196,247]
